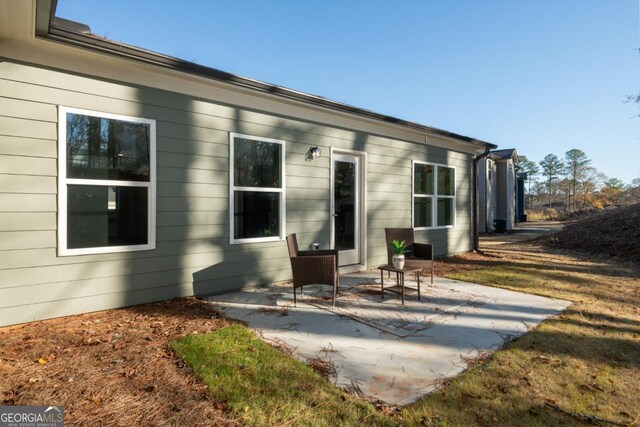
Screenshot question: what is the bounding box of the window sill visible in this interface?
[414,225,456,231]
[58,243,156,257]
[230,236,284,245]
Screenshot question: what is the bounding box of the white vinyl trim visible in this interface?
[57,106,156,256]
[229,132,286,244]
[412,160,456,230]
[330,148,367,269]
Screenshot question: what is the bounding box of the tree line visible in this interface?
[517,149,640,211]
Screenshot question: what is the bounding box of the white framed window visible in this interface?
[229,133,286,244]
[412,160,456,229]
[58,107,156,256]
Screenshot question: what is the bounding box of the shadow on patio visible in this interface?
[205,270,571,406]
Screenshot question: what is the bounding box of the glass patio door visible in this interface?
[332,153,360,266]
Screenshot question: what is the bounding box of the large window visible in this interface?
[230,133,285,243]
[58,107,156,255]
[413,161,456,229]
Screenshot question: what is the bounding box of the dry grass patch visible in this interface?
[405,243,640,426]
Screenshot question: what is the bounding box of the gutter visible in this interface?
[34,1,496,151]
[472,148,493,253]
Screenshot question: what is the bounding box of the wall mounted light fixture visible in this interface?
[306,146,321,161]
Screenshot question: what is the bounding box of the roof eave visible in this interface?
[35,1,497,150]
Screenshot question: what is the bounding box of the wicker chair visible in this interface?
[286,234,339,307]
[385,228,434,284]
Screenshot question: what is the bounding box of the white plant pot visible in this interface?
[392,254,405,269]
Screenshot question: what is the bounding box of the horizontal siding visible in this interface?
[0,212,56,231]
[0,193,56,212]
[0,135,57,158]
[0,230,56,250]
[0,174,56,194]
[0,59,479,327]
[0,239,289,272]
[0,154,56,176]
[0,115,55,139]
[0,249,290,292]
[0,96,57,122]
[1,66,443,155]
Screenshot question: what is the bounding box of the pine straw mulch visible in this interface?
[0,297,241,427]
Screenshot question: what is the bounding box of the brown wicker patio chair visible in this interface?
[286,234,339,307]
[385,228,434,284]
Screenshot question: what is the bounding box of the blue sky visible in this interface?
[57,1,640,184]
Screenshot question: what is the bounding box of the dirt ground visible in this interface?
[543,203,640,263]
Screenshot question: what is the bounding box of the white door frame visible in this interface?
[330,148,367,271]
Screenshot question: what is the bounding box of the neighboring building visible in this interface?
[478,149,525,233]
[0,0,496,326]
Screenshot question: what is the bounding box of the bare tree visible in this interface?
[580,167,605,209]
[621,178,640,205]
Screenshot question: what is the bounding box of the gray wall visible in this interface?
[495,160,516,230]
[0,59,475,326]
[477,158,497,233]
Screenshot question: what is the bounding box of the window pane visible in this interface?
[437,197,454,227]
[234,191,280,239]
[437,166,455,195]
[67,185,148,249]
[66,113,150,181]
[234,137,281,188]
[414,164,434,195]
[414,197,433,228]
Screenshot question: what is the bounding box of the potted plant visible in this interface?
[390,239,406,269]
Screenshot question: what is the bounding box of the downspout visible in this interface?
[473,148,492,253]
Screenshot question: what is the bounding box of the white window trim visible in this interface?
[57,106,157,256]
[229,132,286,244]
[412,160,456,230]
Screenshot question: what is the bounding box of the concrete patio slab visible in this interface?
[205,271,570,406]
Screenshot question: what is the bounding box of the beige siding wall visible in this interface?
[0,59,476,326]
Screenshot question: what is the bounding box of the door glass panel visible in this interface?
[334,160,356,251]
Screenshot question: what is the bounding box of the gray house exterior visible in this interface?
[0,0,495,327]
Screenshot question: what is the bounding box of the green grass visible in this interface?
[171,324,393,426]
